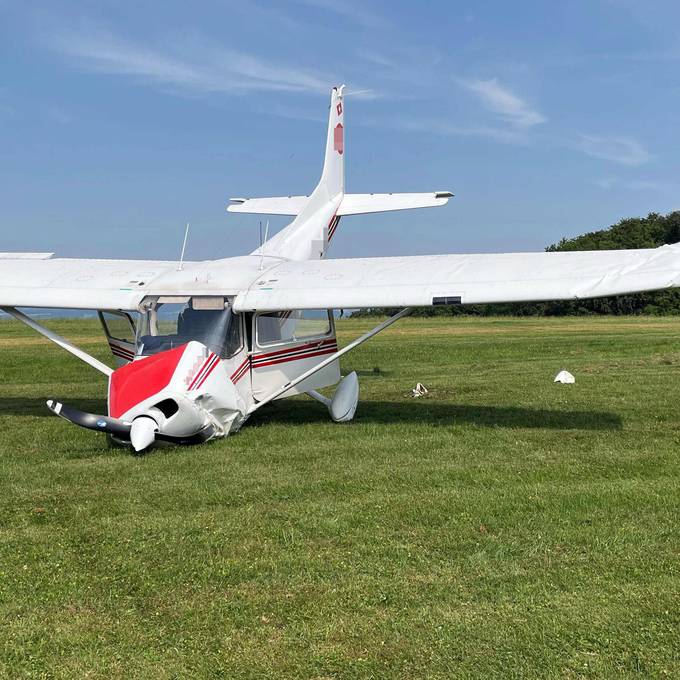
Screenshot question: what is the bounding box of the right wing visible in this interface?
[233,245,680,311]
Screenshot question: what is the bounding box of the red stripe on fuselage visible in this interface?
[251,345,338,368]
[194,354,221,390]
[230,357,250,384]
[328,215,341,241]
[188,353,216,391]
[109,342,134,359]
[111,350,134,361]
[252,345,338,369]
[254,337,336,361]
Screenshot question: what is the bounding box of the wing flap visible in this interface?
[233,245,680,311]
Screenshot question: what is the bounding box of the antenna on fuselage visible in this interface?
[259,220,269,271]
[178,222,190,271]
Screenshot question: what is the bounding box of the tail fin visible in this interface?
[318,85,345,199]
[239,85,452,262]
[254,86,346,261]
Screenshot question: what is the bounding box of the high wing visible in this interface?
[0,254,181,310]
[4,246,680,314]
[232,245,680,311]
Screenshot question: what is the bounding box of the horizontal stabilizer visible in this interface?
[227,191,453,217]
[228,196,308,216]
[337,192,453,216]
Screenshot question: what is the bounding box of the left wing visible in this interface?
[0,254,181,310]
[233,245,680,311]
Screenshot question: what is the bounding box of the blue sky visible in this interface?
[1,0,679,261]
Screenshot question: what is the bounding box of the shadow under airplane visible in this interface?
[0,397,622,432]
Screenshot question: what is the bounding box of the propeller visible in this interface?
[46,400,215,451]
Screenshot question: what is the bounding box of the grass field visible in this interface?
[0,315,678,678]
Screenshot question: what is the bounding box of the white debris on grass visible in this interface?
[554,370,575,384]
[411,383,429,397]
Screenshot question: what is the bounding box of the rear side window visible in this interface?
[256,310,331,347]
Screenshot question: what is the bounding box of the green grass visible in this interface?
[0,316,679,679]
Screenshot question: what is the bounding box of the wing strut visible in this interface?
[247,307,411,414]
[1,307,113,377]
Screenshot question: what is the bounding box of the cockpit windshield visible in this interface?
[136,297,241,358]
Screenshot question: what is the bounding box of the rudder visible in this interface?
[319,85,345,199]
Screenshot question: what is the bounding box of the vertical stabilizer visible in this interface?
[319,85,345,199]
[257,85,346,261]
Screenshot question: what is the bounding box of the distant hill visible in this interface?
[355,210,680,317]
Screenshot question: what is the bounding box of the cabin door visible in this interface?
[250,310,341,401]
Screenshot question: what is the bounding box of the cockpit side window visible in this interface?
[255,310,332,347]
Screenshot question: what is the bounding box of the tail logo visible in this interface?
[334,123,344,155]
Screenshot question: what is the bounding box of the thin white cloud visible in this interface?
[593,176,671,191]
[459,77,547,128]
[577,134,652,166]
[376,78,544,144]
[46,27,332,96]
[265,103,327,123]
[378,115,528,145]
[355,48,397,69]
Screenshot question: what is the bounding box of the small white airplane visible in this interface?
[2,85,680,451]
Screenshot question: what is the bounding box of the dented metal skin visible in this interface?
[109,341,248,451]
